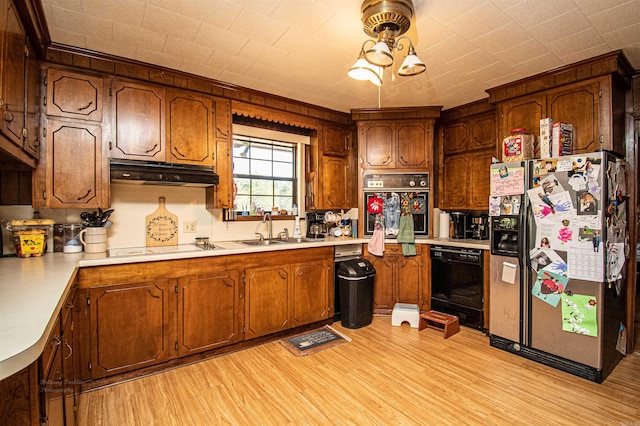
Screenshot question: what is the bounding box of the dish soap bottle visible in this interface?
[293,216,302,238]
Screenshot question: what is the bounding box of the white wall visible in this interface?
[0,183,305,254]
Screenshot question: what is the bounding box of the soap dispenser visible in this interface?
[293,217,302,238]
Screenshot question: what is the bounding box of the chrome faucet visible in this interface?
[263,213,272,239]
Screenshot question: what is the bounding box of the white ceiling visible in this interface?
[40,0,640,113]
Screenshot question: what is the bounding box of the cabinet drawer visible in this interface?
[41,314,62,377]
[381,243,422,255]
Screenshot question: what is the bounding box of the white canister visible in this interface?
[439,212,450,239]
[79,227,107,253]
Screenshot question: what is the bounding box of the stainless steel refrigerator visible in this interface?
[488,151,629,383]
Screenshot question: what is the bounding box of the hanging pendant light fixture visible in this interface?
[348,0,426,85]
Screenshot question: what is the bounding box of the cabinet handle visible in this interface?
[77,189,92,200]
[382,155,391,165]
[50,337,61,348]
[173,146,186,157]
[64,341,73,360]
[4,108,13,123]
[77,101,93,111]
[145,144,158,153]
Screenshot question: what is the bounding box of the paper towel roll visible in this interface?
[439,212,450,238]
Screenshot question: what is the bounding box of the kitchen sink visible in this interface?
[234,237,323,246]
[235,239,286,246]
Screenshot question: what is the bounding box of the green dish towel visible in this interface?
[396,215,416,256]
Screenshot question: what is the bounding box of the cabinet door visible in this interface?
[177,271,242,357]
[61,295,75,426]
[364,250,395,310]
[89,281,176,379]
[166,89,214,166]
[396,255,422,304]
[468,113,496,151]
[440,154,469,210]
[245,265,291,339]
[0,0,26,148]
[320,155,351,209]
[291,260,331,326]
[396,122,430,168]
[207,98,232,209]
[321,125,349,157]
[110,80,165,161]
[42,346,65,426]
[468,150,494,210]
[441,122,468,154]
[46,69,103,122]
[360,122,394,168]
[547,79,600,154]
[44,119,107,208]
[498,95,545,160]
[24,40,40,158]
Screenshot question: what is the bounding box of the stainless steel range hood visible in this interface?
[110,159,219,187]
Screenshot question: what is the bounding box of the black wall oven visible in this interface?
[362,173,430,238]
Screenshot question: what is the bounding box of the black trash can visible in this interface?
[337,259,375,329]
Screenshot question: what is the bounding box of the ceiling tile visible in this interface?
[206,50,254,75]
[237,39,289,68]
[545,28,606,58]
[136,47,184,71]
[176,1,242,29]
[269,0,337,33]
[573,0,633,16]
[472,22,532,54]
[81,1,146,27]
[163,37,213,64]
[193,23,249,56]
[228,8,289,45]
[527,9,593,45]
[112,22,167,52]
[447,2,512,40]
[141,5,201,41]
[502,0,579,29]
[586,0,640,33]
[86,35,138,59]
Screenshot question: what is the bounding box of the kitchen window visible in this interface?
[231,124,309,217]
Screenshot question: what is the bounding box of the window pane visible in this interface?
[251,159,272,176]
[252,144,272,160]
[234,157,250,175]
[252,179,273,196]
[232,134,297,215]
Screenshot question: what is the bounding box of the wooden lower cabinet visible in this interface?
[177,269,243,357]
[363,244,426,312]
[245,249,333,339]
[73,247,333,384]
[88,280,176,379]
[291,260,331,326]
[245,264,291,339]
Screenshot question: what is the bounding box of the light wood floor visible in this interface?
[77,316,640,425]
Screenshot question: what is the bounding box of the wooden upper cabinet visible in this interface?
[546,79,602,155]
[166,89,214,166]
[358,120,433,170]
[206,98,232,209]
[0,0,26,148]
[24,40,40,159]
[320,155,351,209]
[489,53,632,158]
[438,104,495,211]
[497,94,545,160]
[214,97,230,140]
[110,80,165,161]
[360,122,394,168]
[46,68,103,122]
[440,154,469,210]
[321,124,349,157]
[396,122,430,168]
[442,122,468,154]
[468,150,494,209]
[41,118,108,208]
[469,115,496,151]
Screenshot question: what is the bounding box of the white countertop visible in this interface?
[0,235,488,381]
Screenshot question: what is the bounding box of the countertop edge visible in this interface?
[0,236,489,381]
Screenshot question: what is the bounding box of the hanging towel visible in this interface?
[368,228,385,256]
[397,215,416,256]
[397,192,416,256]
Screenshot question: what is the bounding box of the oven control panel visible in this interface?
[363,173,429,190]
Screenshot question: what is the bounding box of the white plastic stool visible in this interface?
[391,303,420,328]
